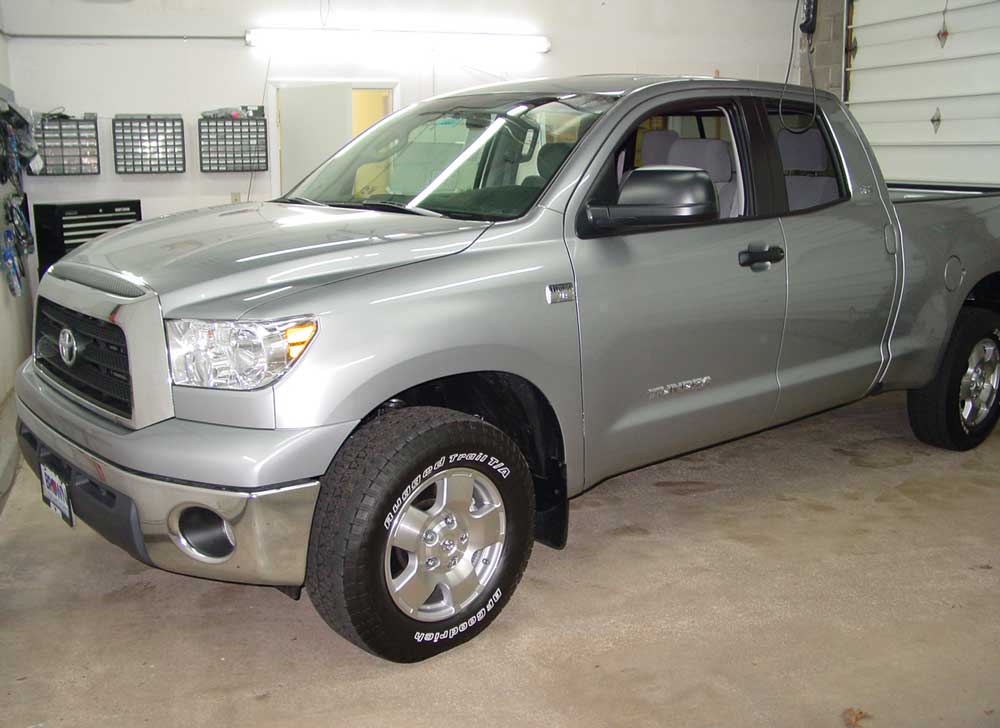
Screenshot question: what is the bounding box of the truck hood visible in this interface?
[64,202,491,317]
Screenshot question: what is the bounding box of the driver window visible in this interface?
[354,118,483,198]
[350,110,565,205]
[516,111,580,188]
[602,105,748,220]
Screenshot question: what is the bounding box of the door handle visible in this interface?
[738,245,784,269]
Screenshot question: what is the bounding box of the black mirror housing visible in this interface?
[586,166,720,232]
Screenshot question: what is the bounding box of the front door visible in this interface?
[565,95,789,486]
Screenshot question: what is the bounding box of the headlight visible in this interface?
[165,317,318,390]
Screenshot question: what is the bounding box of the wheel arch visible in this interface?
[964,271,1000,314]
[928,270,1000,385]
[360,370,570,549]
[936,270,1000,376]
[884,266,1000,391]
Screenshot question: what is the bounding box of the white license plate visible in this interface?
[40,463,73,526]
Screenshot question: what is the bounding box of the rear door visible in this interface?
[564,92,789,486]
[758,96,898,422]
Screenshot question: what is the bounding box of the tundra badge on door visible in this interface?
[648,376,712,400]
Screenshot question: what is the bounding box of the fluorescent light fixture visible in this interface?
[245,27,551,57]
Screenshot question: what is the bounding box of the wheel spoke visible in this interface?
[961,401,973,425]
[391,506,431,552]
[466,505,504,550]
[969,345,984,371]
[443,561,480,609]
[436,472,475,514]
[392,561,438,612]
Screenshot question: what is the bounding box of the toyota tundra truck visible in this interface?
[12,75,1000,662]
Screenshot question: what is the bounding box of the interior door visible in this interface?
[566,96,789,486]
[277,83,353,193]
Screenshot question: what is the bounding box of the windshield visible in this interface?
[285,92,618,221]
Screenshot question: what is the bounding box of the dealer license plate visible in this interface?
[40,463,73,526]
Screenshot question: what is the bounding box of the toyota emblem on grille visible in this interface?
[58,328,78,366]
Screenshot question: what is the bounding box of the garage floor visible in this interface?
[2,392,998,727]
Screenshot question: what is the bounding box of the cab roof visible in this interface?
[436,74,829,103]
[437,74,732,99]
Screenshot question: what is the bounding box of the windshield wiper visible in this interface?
[276,195,325,206]
[359,200,444,217]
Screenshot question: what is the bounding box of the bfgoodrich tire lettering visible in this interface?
[306,406,534,662]
[907,307,1000,451]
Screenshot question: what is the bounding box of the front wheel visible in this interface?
[907,307,1000,450]
[306,406,534,662]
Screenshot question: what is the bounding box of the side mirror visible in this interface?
[586,166,719,231]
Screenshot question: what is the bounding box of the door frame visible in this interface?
[264,78,402,199]
[566,91,772,241]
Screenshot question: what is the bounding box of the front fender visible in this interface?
[261,209,586,495]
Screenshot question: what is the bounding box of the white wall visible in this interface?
[5,0,798,221]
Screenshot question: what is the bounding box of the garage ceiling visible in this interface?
[846,0,1000,185]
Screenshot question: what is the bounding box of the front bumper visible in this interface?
[15,361,359,586]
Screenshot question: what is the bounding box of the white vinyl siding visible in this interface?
[846,0,1000,184]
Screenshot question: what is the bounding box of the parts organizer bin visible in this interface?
[112,115,185,174]
[31,115,100,176]
[198,115,268,173]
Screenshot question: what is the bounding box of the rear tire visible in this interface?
[305,406,534,662]
[907,307,1000,450]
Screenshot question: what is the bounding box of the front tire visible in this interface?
[907,307,1000,450]
[306,406,534,662]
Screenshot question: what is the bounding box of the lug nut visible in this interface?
[459,532,469,545]
[422,531,436,545]
[448,556,458,568]
[425,557,439,569]
[444,514,457,528]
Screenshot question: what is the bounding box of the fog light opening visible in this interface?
[177,507,235,560]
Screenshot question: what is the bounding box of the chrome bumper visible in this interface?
[15,360,359,586]
[17,399,321,585]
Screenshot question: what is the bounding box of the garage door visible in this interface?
[846,0,1000,185]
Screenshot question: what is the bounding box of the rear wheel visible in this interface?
[306,406,534,662]
[907,307,1000,450]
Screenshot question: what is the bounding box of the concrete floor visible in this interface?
[2,392,999,728]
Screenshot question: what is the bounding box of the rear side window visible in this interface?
[767,110,846,213]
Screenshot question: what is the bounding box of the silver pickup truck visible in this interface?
[13,75,1000,662]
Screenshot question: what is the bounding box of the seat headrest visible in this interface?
[536,142,573,178]
[666,139,733,183]
[640,130,679,166]
[777,127,830,172]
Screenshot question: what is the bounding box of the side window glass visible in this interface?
[767,111,846,212]
[605,106,748,219]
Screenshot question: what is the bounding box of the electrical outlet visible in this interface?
[231,192,242,203]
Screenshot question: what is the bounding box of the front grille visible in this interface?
[34,297,133,418]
